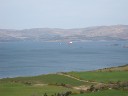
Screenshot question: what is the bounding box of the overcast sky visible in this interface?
[0,0,128,29]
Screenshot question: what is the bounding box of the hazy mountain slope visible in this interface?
[0,25,128,42]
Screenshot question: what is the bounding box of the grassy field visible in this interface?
[71,89,128,96]
[67,64,128,83]
[0,83,77,96]
[0,74,84,96]
[0,74,86,86]
[67,71,128,83]
[0,64,128,96]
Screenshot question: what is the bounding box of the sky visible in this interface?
[0,0,128,29]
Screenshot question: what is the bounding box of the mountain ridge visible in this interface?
[0,25,128,42]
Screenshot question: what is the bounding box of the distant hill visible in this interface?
[0,25,128,42]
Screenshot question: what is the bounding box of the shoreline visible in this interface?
[1,64,127,79]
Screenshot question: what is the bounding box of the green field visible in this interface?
[0,64,128,96]
[0,74,86,86]
[71,90,128,96]
[68,71,128,83]
[0,83,77,96]
[0,74,84,96]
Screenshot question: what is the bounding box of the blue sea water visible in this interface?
[0,41,128,78]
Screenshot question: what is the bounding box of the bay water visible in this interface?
[0,41,128,78]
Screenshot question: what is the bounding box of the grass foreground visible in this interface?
[0,64,128,96]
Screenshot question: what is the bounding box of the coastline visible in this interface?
[1,64,127,79]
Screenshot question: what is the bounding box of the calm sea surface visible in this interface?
[0,41,128,78]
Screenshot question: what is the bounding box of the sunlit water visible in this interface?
[0,41,128,78]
